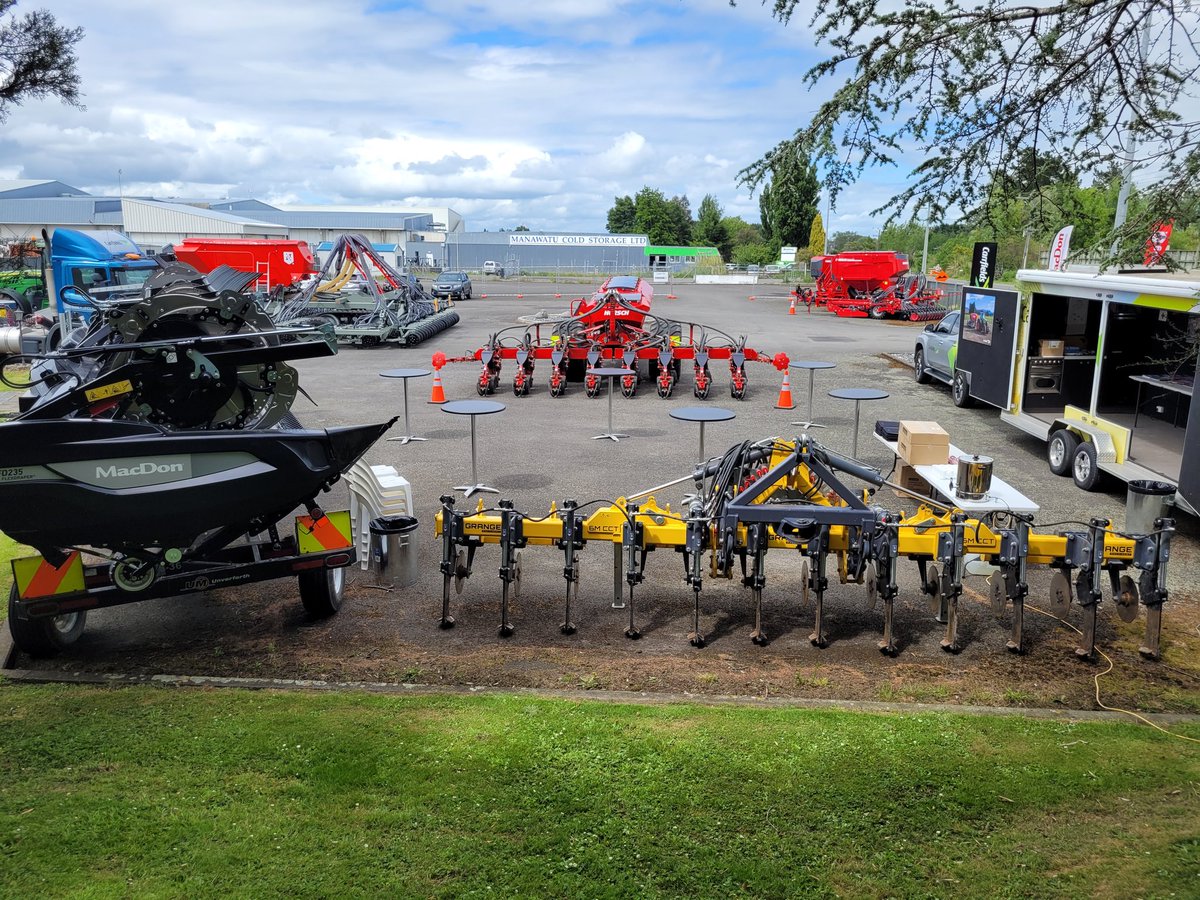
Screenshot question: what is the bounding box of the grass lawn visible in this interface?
[0,686,1197,897]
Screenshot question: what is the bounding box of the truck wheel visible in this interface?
[951,371,974,408]
[299,565,345,618]
[7,585,87,657]
[913,347,932,384]
[1047,429,1078,477]
[1071,441,1103,491]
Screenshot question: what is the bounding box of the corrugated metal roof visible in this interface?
[0,179,90,198]
[122,199,287,235]
[0,197,112,225]
[315,241,398,252]
[258,210,431,229]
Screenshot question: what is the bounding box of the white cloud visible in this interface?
[0,0,901,232]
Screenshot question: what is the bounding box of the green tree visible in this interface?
[829,231,877,253]
[693,195,731,259]
[806,212,826,259]
[0,1,83,123]
[758,149,819,251]
[606,195,637,234]
[738,1,1200,254]
[631,187,692,245]
[513,225,530,232]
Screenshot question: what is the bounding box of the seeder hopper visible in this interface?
[464,276,782,400]
[800,252,948,321]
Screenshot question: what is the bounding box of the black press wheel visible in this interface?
[1047,429,1078,477]
[1071,440,1103,491]
[913,347,931,384]
[299,565,345,618]
[7,584,87,657]
[951,371,974,408]
[869,305,887,320]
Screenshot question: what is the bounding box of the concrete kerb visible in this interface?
[2,666,1198,728]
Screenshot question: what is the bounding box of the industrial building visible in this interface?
[0,179,672,273]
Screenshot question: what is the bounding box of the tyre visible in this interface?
[7,584,87,657]
[299,565,345,618]
[869,305,887,319]
[1071,441,1103,491]
[951,371,974,408]
[913,347,932,384]
[1047,429,1078,477]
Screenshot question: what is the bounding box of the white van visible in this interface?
[483,260,504,277]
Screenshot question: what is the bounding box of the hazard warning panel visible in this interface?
[295,510,353,555]
[12,552,85,600]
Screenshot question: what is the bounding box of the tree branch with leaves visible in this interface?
[736,0,1200,253]
[0,0,84,123]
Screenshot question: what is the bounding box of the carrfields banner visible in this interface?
[970,241,998,287]
[1144,220,1174,266]
[1048,226,1073,272]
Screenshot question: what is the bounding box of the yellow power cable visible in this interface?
[1017,596,1200,745]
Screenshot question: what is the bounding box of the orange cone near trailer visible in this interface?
[774,370,795,409]
[789,296,796,315]
[429,352,448,404]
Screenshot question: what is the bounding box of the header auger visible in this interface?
[461,276,782,400]
[436,434,1173,661]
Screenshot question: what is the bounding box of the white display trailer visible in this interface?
[951,269,1198,515]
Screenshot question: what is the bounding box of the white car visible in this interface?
[482,260,505,277]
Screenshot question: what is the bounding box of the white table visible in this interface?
[874,434,1039,515]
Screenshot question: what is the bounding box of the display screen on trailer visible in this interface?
[954,287,1019,408]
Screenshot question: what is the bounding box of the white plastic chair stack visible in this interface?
[345,461,415,570]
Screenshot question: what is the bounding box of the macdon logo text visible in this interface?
[96,461,186,478]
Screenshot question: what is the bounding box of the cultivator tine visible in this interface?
[685,501,707,647]
[438,495,459,628]
[1138,518,1173,659]
[1072,518,1109,661]
[496,500,525,637]
[747,524,768,645]
[808,527,829,648]
[622,507,646,639]
[875,514,899,656]
[1001,516,1032,653]
[558,500,581,635]
[938,515,966,653]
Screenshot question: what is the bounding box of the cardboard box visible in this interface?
[898,421,950,466]
[890,462,931,498]
[1039,339,1065,357]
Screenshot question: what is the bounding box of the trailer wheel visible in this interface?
[869,305,887,320]
[1047,429,1078,477]
[951,371,974,408]
[913,348,932,384]
[1071,441,1103,491]
[299,565,345,618]
[7,585,87,657]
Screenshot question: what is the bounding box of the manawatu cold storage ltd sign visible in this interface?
[507,235,647,247]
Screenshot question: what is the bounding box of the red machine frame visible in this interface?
[800,252,946,321]
[467,276,781,400]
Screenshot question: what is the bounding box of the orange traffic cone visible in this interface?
[788,295,796,315]
[774,369,795,409]
[428,369,446,404]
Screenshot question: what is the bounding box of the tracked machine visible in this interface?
[2,263,394,656]
[466,276,780,400]
[436,435,1172,661]
[270,232,459,346]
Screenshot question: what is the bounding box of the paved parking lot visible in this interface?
[9,279,1199,708]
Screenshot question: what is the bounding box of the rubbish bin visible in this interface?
[1125,480,1175,534]
[368,515,419,588]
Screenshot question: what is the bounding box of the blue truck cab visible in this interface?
[43,228,159,342]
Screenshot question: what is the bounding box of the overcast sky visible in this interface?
[0,0,911,234]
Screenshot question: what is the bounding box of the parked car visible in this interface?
[482,260,505,277]
[912,310,973,407]
[432,270,472,300]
